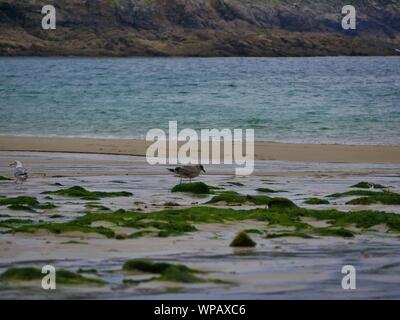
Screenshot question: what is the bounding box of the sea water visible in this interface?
[0,56,399,145]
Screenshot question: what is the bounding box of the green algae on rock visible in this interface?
[0,196,57,213]
[243,228,263,235]
[265,227,353,239]
[122,259,204,283]
[304,198,330,205]
[61,240,88,245]
[313,227,354,238]
[123,259,198,274]
[328,190,381,198]
[158,267,205,283]
[0,219,34,230]
[351,182,386,189]
[10,222,115,238]
[346,192,400,205]
[163,202,181,207]
[207,191,271,205]
[0,267,105,285]
[0,176,12,181]
[230,231,257,247]
[227,182,244,187]
[0,196,39,206]
[49,214,64,219]
[5,204,400,239]
[268,198,297,209]
[0,267,42,281]
[42,186,132,200]
[266,231,314,239]
[207,191,296,208]
[85,203,112,211]
[171,182,211,194]
[77,268,98,274]
[329,189,400,205]
[128,230,158,239]
[7,204,38,213]
[256,188,286,193]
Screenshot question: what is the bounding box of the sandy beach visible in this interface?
[1,149,400,299]
[1,136,400,164]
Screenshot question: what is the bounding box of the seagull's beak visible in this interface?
[9,162,15,167]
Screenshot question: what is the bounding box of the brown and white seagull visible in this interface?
[167,165,206,183]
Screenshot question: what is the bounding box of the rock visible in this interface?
[0,0,399,56]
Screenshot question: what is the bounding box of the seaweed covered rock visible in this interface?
[0,196,56,212]
[207,191,270,205]
[329,189,400,205]
[158,266,203,283]
[123,259,174,273]
[304,198,330,205]
[42,186,132,200]
[346,192,400,205]
[256,188,286,193]
[267,197,297,209]
[122,259,203,283]
[0,267,42,281]
[0,196,39,206]
[351,182,385,189]
[0,267,105,285]
[171,182,211,194]
[230,231,257,247]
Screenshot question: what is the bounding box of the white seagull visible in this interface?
[167,165,206,183]
[9,160,28,184]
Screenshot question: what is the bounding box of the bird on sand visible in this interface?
[9,160,28,184]
[167,165,206,183]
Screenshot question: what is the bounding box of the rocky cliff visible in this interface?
[0,0,399,56]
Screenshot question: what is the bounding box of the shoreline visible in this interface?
[1,136,400,164]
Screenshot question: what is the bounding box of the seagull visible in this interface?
[167,165,206,183]
[9,160,28,184]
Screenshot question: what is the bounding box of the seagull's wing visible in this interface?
[180,166,199,174]
[167,167,186,176]
[174,167,189,175]
[15,167,28,180]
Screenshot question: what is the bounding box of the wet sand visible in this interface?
[1,136,400,164]
[1,151,400,299]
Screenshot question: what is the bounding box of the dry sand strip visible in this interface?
[1,136,400,164]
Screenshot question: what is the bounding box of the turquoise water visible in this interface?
[0,57,399,144]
